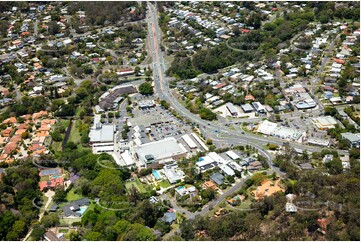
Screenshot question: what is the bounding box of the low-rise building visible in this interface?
[134,137,188,166]
[341,132,360,148]
[163,164,185,184]
[210,172,224,185]
[226,102,238,116]
[312,116,338,130]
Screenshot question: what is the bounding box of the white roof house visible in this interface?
[225,150,240,160]
[208,152,227,165]
[219,164,235,176]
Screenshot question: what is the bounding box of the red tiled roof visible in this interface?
[39,177,64,191]
[214,83,226,89]
[334,58,345,64]
[245,94,255,101]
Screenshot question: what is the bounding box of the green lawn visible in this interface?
[66,188,84,201]
[51,119,71,152]
[52,141,63,152]
[59,217,81,226]
[68,120,82,144]
[125,178,147,193]
[76,107,85,117]
[159,180,171,189]
[59,119,71,129]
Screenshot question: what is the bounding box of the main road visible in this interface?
[145,2,347,173]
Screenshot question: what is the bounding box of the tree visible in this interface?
[53,190,67,203]
[41,213,59,228]
[65,141,77,150]
[138,82,154,95]
[48,21,60,35]
[180,220,195,240]
[251,173,267,186]
[121,223,156,241]
[51,130,62,142]
[325,158,343,175]
[69,231,82,241]
[200,188,216,202]
[6,220,26,241]
[134,66,141,76]
[21,132,30,139]
[30,224,45,241]
[85,231,103,241]
[199,108,217,121]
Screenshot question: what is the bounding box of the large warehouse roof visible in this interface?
[89,124,115,143]
[135,137,187,163]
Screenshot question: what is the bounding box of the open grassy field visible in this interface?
[66,188,84,202]
[59,217,81,226]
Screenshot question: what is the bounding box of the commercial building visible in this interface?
[226,102,238,116]
[241,103,254,113]
[137,100,155,109]
[120,150,136,168]
[89,123,115,144]
[257,120,277,135]
[134,137,188,166]
[312,116,338,130]
[181,134,197,149]
[341,132,360,148]
[208,152,227,165]
[308,138,330,147]
[252,102,266,113]
[89,123,115,153]
[228,161,243,172]
[284,84,317,109]
[98,85,137,110]
[191,133,209,151]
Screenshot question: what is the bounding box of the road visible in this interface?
[23,190,54,241]
[33,20,38,36]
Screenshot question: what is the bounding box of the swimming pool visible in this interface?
[79,206,88,215]
[177,186,185,191]
[52,175,61,179]
[152,170,161,180]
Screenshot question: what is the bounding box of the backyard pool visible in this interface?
[177,186,185,191]
[152,170,162,180]
[79,206,88,215]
